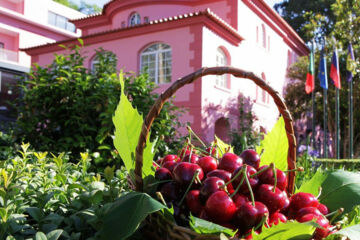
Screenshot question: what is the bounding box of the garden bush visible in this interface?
[0,143,129,239]
[12,44,182,166]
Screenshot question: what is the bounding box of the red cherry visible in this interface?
[162,161,178,173]
[318,203,329,215]
[161,154,180,164]
[255,184,288,213]
[258,166,288,191]
[186,190,203,216]
[234,201,269,231]
[232,194,248,208]
[173,162,204,186]
[155,168,172,181]
[198,156,217,174]
[205,191,237,223]
[182,154,200,164]
[269,212,287,226]
[218,153,243,173]
[289,192,319,213]
[206,146,218,157]
[296,207,322,221]
[240,149,260,169]
[207,169,234,191]
[200,177,225,203]
[160,182,181,201]
[232,165,259,194]
[297,214,331,239]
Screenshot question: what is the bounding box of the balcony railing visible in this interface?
[0,48,18,63]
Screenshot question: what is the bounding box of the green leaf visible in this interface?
[213,135,234,158]
[35,232,47,240]
[189,214,236,237]
[46,229,63,240]
[296,169,327,196]
[253,221,317,240]
[100,192,166,240]
[26,207,44,222]
[326,224,360,240]
[113,72,155,180]
[256,116,288,171]
[318,170,360,214]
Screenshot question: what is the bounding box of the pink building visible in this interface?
[24,0,308,143]
[0,0,84,114]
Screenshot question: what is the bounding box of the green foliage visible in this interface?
[326,224,360,240]
[189,215,236,237]
[12,46,182,166]
[113,72,155,180]
[230,94,261,154]
[253,221,317,240]
[256,117,288,171]
[100,192,166,240]
[0,143,129,239]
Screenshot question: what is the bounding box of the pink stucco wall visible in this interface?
[0,0,24,14]
[0,32,17,51]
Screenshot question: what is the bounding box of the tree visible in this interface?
[280,0,360,157]
[53,0,102,14]
[53,0,79,11]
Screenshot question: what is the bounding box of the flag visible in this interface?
[318,48,328,89]
[330,47,341,89]
[305,44,315,94]
[346,43,355,82]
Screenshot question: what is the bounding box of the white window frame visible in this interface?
[140,43,172,84]
[129,12,141,26]
[215,48,228,89]
[90,56,99,72]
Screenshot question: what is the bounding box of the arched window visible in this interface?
[90,56,99,71]
[129,12,141,26]
[215,48,228,88]
[140,43,172,84]
[262,24,266,48]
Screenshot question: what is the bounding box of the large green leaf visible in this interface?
[318,170,360,213]
[297,170,360,214]
[256,116,288,171]
[296,169,327,196]
[100,191,166,240]
[189,214,236,237]
[253,221,317,240]
[326,224,360,240]
[113,72,155,180]
[46,229,63,240]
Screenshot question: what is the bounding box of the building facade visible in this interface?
[0,0,84,118]
[24,0,308,143]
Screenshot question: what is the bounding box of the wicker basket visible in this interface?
[134,66,297,240]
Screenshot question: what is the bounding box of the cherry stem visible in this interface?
[153,161,161,168]
[229,169,246,198]
[328,208,344,223]
[250,163,274,178]
[259,149,265,157]
[187,125,206,147]
[225,166,245,186]
[243,165,255,206]
[193,146,210,157]
[272,163,277,193]
[178,170,200,206]
[254,213,269,231]
[156,192,167,206]
[147,179,173,187]
[284,167,304,173]
[180,139,190,159]
[316,187,322,199]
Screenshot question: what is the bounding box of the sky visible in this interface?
[73,0,283,10]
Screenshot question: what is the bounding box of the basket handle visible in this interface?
[134,67,297,194]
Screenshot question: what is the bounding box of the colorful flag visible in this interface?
[305,44,315,94]
[346,43,355,82]
[318,48,328,89]
[330,47,341,89]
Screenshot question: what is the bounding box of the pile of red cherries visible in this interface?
[154,147,336,239]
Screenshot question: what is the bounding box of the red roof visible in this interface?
[23,8,243,54]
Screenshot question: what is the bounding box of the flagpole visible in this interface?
[336,88,340,159]
[349,79,353,158]
[324,88,328,158]
[311,40,316,150]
